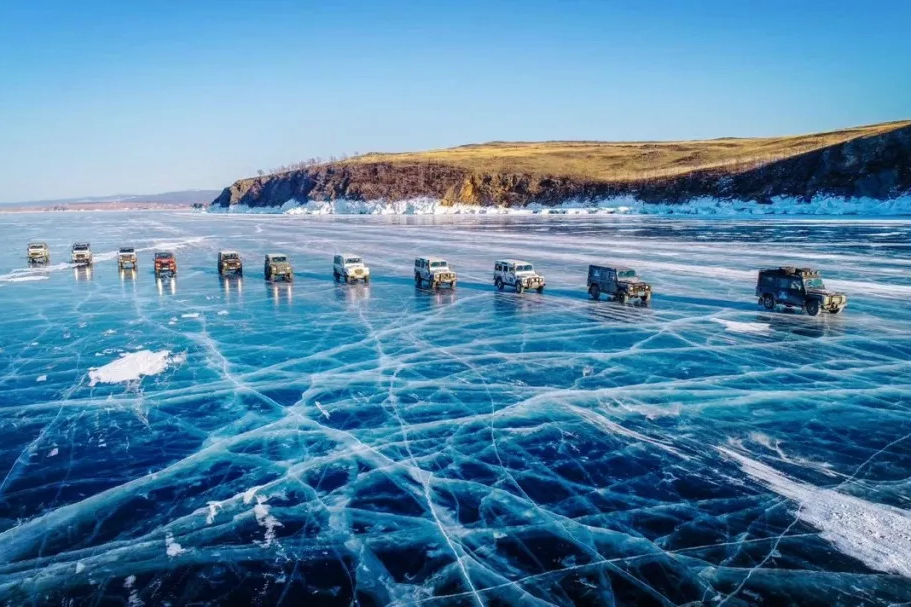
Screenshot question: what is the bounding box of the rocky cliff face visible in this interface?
[211,126,911,209]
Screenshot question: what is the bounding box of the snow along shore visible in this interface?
[208,195,911,217]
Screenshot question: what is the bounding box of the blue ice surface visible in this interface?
[0,211,909,606]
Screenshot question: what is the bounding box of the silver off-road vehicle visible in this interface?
[118,247,137,269]
[494,259,545,293]
[333,254,370,283]
[756,267,846,316]
[218,250,243,276]
[414,257,456,289]
[264,253,293,282]
[27,242,50,264]
[71,242,93,266]
[588,264,652,304]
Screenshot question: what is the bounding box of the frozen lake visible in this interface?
[1,211,909,606]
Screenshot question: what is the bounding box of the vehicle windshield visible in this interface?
[430,261,447,268]
[618,269,637,279]
[271,256,287,263]
[120,248,134,253]
[222,253,238,259]
[804,277,825,289]
[515,264,533,272]
[345,257,362,264]
[73,244,89,250]
[155,252,172,259]
[28,244,45,249]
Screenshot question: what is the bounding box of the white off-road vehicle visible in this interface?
[118,247,137,269]
[494,259,545,293]
[333,254,370,283]
[414,257,456,289]
[27,242,50,264]
[71,242,93,266]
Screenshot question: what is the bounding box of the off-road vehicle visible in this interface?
[27,242,50,264]
[588,264,651,304]
[117,247,137,269]
[264,254,293,282]
[333,254,370,283]
[218,250,243,276]
[154,251,177,277]
[494,259,545,293]
[414,257,456,289]
[756,266,846,316]
[71,242,93,266]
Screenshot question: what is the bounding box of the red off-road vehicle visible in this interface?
[154,251,177,277]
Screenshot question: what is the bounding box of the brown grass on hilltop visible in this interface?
[342,121,910,183]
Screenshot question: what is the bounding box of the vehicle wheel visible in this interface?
[363,276,369,284]
[617,292,629,305]
[762,294,775,310]
[450,281,456,288]
[333,270,340,282]
[831,305,843,314]
[589,285,600,300]
[536,286,544,294]
[415,274,422,287]
[640,293,650,305]
[806,300,820,316]
[515,281,523,294]
[430,280,438,290]
[495,278,503,290]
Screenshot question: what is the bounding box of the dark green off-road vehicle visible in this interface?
[588,264,652,304]
[756,267,846,316]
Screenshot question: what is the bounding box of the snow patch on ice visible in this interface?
[205,501,222,524]
[36,375,47,382]
[210,194,911,217]
[712,319,771,335]
[719,447,911,578]
[217,310,229,316]
[88,350,184,386]
[0,274,49,283]
[48,447,58,457]
[165,532,186,557]
[253,495,283,547]
[314,400,330,419]
[181,312,200,319]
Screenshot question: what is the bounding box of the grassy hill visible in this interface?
[212,121,911,209]
[346,121,910,183]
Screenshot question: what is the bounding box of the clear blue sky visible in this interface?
[1,0,908,202]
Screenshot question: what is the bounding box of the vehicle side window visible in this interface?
[790,279,803,291]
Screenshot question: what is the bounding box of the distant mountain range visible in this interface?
[1,190,221,210]
[212,121,911,210]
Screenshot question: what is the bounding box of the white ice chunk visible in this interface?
[88,350,183,386]
[36,375,47,382]
[711,319,771,335]
[719,447,911,578]
[181,313,200,319]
